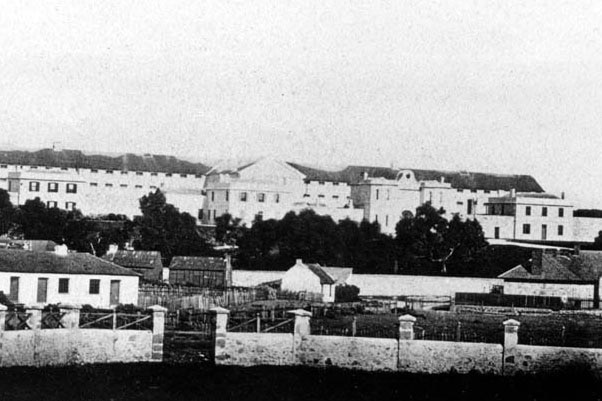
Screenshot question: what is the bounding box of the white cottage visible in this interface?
[281,259,353,303]
[0,247,140,308]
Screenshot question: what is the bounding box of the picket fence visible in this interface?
[137,286,267,311]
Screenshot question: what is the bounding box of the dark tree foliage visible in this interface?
[214,213,246,246]
[133,189,212,264]
[64,218,135,256]
[335,284,361,302]
[0,189,15,235]
[12,197,82,242]
[593,231,602,250]
[574,209,602,218]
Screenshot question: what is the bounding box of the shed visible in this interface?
[281,259,353,303]
[168,256,231,288]
[103,248,164,282]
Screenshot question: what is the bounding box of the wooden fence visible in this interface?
[137,286,267,311]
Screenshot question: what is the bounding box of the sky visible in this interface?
[1,1,602,207]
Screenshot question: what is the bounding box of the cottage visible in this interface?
[167,256,232,288]
[281,259,352,303]
[0,246,140,308]
[103,246,164,282]
[499,249,602,308]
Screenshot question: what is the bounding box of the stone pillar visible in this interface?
[503,319,520,375]
[289,309,312,338]
[58,303,81,329]
[28,305,43,330]
[0,304,7,332]
[398,314,416,340]
[149,305,167,362]
[211,307,230,364]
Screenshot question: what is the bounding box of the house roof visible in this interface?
[103,250,163,269]
[321,267,353,284]
[0,148,210,175]
[306,264,336,285]
[499,250,602,282]
[0,249,140,276]
[338,166,544,192]
[286,163,344,182]
[205,159,259,176]
[169,256,226,271]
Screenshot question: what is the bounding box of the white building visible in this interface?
[0,246,139,308]
[281,259,352,303]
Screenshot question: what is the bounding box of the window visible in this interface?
[523,224,531,234]
[558,225,564,236]
[180,174,187,178]
[213,210,217,219]
[91,169,98,173]
[240,192,248,202]
[166,173,172,177]
[89,279,100,295]
[211,192,215,202]
[58,278,69,294]
[526,206,531,216]
[303,194,310,198]
[318,194,325,198]
[66,183,77,193]
[387,190,391,200]
[333,195,339,199]
[559,208,564,218]
[318,181,325,185]
[60,167,67,171]
[256,211,264,221]
[150,185,157,189]
[65,202,76,210]
[105,183,113,187]
[275,193,280,203]
[29,181,40,192]
[9,277,19,302]
[0,164,6,168]
[106,170,114,174]
[90,182,98,187]
[471,189,477,193]
[31,165,38,169]
[48,182,58,192]
[484,190,491,194]
[47,201,57,208]
[457,189,463,193]
[376,189,379,200]
[542,207,548,217]
[198,209,204,220]
[120,184,127,188]
[257,193,265,203]
[226,190,229,201]
[385,215,389,227]
[375,214,379,222]
[151,172,158,176]
[136,172,143,176]
[121,171,128,175]
[135,185,143,188]
[333,182,339,186]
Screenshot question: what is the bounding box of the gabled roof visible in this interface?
[103,250,163,269]
[0,249,140,276]
[169,256,226,271]
[0,149,210,175]
[206,159,259,176]
[306,264,335,285]
[286,163,344,182]
[338,165,544,192]
[567,251,602,281]
[321,267,353,284]
[499,253,581,281]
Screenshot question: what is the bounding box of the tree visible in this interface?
[395,203,488,274]
[214,213,246,246]
[134,189,212,264]
[12,198,82,242]
[0,189,15,235]
[64,217,135,256]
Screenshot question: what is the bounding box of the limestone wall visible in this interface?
[217,332,294,366]
[505,344,602,375]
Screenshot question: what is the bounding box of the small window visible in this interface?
[318,194,325,198]
[558,225,564,236]
[165,173,172,177]
[65,202,76,210]
[471,189,477,193]
[211,192,215,201]
[318,181,325,185]
[376,189,379,200]
[106,170,114,174]
[151,172,158,176]
[303,194,310,198]
[31,165,38,169]
[542,207,548,217]
[225,190,229,202]
[121,171,128,175]
[91,169,98,173]
[135,185,143,189]
[213,210,217,219]
[523,224,531,234]
[275,193,280,203]
[66,183,77,193]
[58,278,69,294]
[333,195,339,199]
[333,182,339,186]
[89,279,100,295]
[120,184,128,188]
[257,193,265,202]
[240,192,248,202]
[47,201,57,208]
[0,164,6,168]
[29,181,40,192]
[484,190,491,194]
[105,183,113,187]
[385,215,389,226]
[136,172,143,176]
[526,206,531,216]
[559,208,564,218]
[48,182,59,192]
[90,182,98,187]
[150,185,157,189]
[457,189,463,193]
[198,209,204,220]
[180,174,187,178]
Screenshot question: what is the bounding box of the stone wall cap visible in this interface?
[287,309,312,317]
[148,305,168,313]
[503,319,521,326]
[27,305,44,310]
[398,314,417,322]
[210,306,230,314]
[58,303,81,310]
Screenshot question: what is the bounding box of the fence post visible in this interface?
[0,304,6,331]
[288,309,312,338]
[149,305,167,362]
[28,305,43,330]
[351,316,357,337]
[212,307,230,364]
[58,303,81,329]
[256,312,261,333]
[398,314,416,340]
[503,319,520,375]
[455,321,462,342]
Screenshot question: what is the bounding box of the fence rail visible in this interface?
[79,311,153,331]
[138,286,267,311]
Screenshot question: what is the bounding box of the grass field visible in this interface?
[312,310,602,348]
[0,363,600,401]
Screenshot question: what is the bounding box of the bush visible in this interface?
[335,284,360,303]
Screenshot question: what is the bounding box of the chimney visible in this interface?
[561,192,565,200]
[531,250,543,276]
[54,244,69,256]
[574,244,581,256]
[296,258,303,265]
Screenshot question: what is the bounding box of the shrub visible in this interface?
[335,284,360,303]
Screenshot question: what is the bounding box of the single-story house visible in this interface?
[103,247,164,282]
[499,249,602,308]
[0,246,140,308]
[280,259,353,303]
[167,256,232,288]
